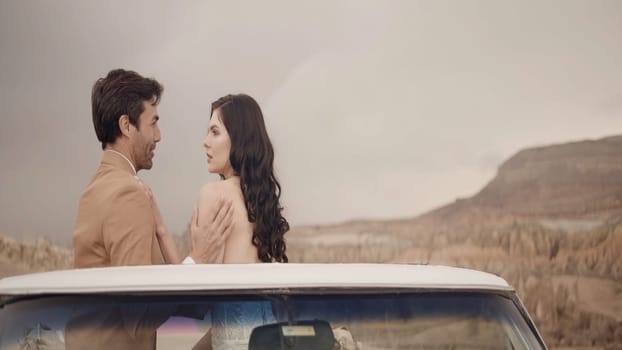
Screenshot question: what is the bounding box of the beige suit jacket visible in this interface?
[73,150,163,268]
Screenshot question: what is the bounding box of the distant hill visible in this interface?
[420,135,622,226]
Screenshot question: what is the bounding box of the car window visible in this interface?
[0,292,544,350]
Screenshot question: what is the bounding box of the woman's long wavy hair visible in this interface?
[211,94,289,262]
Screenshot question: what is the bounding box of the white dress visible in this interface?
[211,301,276,350]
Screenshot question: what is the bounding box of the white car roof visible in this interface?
[0,263,512,295]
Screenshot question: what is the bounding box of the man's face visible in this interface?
[130,98,161,172]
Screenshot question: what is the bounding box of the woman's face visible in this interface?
[203,108,234,178]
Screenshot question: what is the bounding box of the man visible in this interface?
[73,68,231,267]
[68,69,230,350]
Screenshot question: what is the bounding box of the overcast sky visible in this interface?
[1,0,621,244]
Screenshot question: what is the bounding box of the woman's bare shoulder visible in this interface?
[196,181,238,227]
[198,179,241,202]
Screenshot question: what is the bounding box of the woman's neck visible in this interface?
[221,166,237,180]
[222,174,240,182]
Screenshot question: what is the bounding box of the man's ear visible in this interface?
[118,115,132,137]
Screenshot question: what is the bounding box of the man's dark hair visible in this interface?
[91,69,163,149]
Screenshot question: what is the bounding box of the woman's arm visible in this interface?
[138,179,183,264]
[155,220,183,264]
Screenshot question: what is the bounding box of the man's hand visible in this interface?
[189,197,234,263]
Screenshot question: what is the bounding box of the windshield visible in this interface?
[0,291,544,350]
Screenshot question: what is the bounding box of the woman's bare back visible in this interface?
[197,177,258,263]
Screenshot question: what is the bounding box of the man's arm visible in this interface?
[104,183,156,266]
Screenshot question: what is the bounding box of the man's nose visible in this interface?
[154,126,161,143]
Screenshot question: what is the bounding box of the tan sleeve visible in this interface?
[103,182,156,266]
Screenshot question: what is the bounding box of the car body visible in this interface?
[0,263,547,349]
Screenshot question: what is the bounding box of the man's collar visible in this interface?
[103,149,137,176]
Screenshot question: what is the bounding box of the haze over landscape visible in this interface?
[1,1,622,243]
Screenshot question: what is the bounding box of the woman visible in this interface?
[150,93,288,349]
[154,93,289,264]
